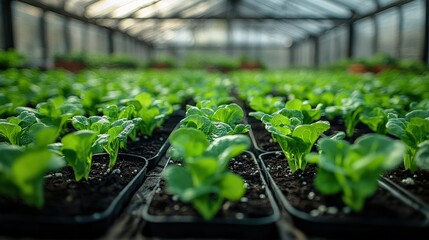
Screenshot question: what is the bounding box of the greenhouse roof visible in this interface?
[21,0,408,47]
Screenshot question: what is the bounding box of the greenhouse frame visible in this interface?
[1,1,429,239]
[1,0,428,68]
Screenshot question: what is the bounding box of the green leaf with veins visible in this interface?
[306,134,404,211]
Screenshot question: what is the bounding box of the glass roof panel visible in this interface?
[26,0,401,47]
[135,5,157,18]
[86,0,137,17]
[272,22,309,37]
[109,0,153,18]
[181,0,225,17]
[161,0,206,17]
[127,20,157,35]
[118,19,140,30]
[193,20,228,46]
[336,0,377,14]
[297,0,351,16]
[96,19,119,28]
[38,0,64,7]
[378,0,399,7]
[161,29,194,46]
[65,0,97,15]
[155,0,190,16]
[286,1,333,18]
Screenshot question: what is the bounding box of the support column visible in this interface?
[312,36,319,67]
[63,18,71,53]
[81,22,88,53]
[40,10,48,69]
[422,0,429,64]
[227,0,239,56]
[347,23,354,59]
[1,0,14,49]
[373,16,379,54]
[108,29,114,54]
[289,43,295,67]
[397,6,403,58]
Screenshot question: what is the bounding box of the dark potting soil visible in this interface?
[250,121,281,152]
[263,153,424,220]
[320,116,374,144]
[121,130,170,159]
[0,154,146,217]
[120,114,181,159]
[148,153,273,218]
[385,167,429,206]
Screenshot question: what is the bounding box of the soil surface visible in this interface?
[261,152,424,220]
[320,116,374,143]
[148,152,274,218]
[0,154,146,216]
[385,166,429,207]
[120,114,182,159]
[250,120,281,152]
[121,130,170,159]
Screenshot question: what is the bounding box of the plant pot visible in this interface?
[248,120,280,154]
[0,153,148,238]
[259,151,429,238]
[370,64,396,74]
[347,64,368,74]
[54,60,86,73]
[122,130,170,171]
[382,168,429,214]
[121,115,182,171]
[142,151,281,239]
[239,63,262,70]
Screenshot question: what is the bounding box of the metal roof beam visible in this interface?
[15,0,154,47]
[315,0,414,42]
[89,16,349,20]
[240,1,316,35]
[349,0,413,22]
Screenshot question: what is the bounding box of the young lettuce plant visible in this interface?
[122,92,172,136]
[94,119,135,169]
[103,104,136,122]
[0,127,64,208]
[250,98,321,123]
[0,111,56,145]
[164,128,249,220]
[248,95,284,119]
[386,110,429,172]
[285,99,321,124]
[416,141,429,170]
[61,130,98,181]
[261,109,330,173]
[180,102,250,141]
[72,116,135,169]
[16,96,85,137]
[101,101,146,140]
[71,115,110,133]
[306,134,405,212]
[210,103,250,135]
[0,93,14,117]
[324,91,364,137]
[360,106,395,134]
